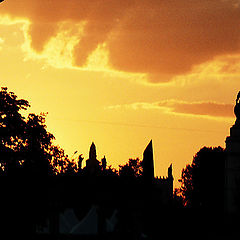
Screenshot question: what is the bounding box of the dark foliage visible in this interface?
[179,146,225,210]
[0,86,227,238]
[119,158,143,179]
[0,87,78,176]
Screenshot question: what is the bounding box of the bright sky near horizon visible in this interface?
[0,0,239,186]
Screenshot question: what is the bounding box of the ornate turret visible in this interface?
[101,156,107,170]
[225,91,240,222]
[78,154,84,171]
[226,92,240,151]
[234,91,240,126]
[86,142,100,175]
[89,142,97,161]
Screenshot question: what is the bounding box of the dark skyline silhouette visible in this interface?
[0,86,238,238]
[0,0,239,238]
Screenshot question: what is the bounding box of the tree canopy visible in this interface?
[179,146,225,209]
[119,158,143,179]
[0,87,77,176]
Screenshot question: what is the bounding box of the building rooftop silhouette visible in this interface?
[86,142,100,175]
[142,140,154,184]
[225,91,240,227]
[34,140,174,238]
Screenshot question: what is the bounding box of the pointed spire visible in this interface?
[168,163,173,180]
[142,140,154,184]
[144,139,153,155]
[89,142,97,161]
[86,142,100,175]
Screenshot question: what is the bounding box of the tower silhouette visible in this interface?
[86,142,100,175]
[225,91,240,225]
[142,140,154,184]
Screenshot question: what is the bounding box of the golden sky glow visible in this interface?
[0,0,239,186]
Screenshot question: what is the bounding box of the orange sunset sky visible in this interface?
[0,0,239,185]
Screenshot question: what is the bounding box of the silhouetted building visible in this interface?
[142,140,173,206]
[101,156,107,170]
[168,164,174,197]
[154,163,173,205]
[86,142,100,175]
[142,140,173,194]
[142,140,154,184]
[78,154,84,171]
[225,91,240,223]
[35,141,174,239]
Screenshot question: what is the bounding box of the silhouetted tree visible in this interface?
[51,146,78,175]
[23,113,55,176]
[172,188,184,208]
[179,146,225,210]
[98,156,118,176]
[0,87,79,176]
[119,158,143,178]
[101,165,118,177]
[0,87,30,174]
[51,145,67,174]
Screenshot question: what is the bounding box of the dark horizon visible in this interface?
[0,1,240,238]
[0,86,237,239]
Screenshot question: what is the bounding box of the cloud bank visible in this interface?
[108,100,234,119]
[1,0,240,81]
